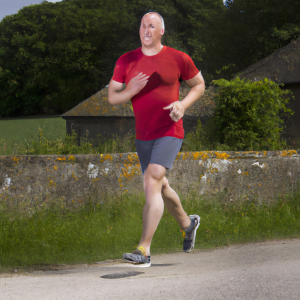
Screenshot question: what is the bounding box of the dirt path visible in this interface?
[1,239,300,300]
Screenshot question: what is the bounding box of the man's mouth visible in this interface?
[144,36,151,40]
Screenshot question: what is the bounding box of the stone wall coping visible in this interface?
[1,150,299,162]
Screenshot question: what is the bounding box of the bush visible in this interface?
[183,77,293,151]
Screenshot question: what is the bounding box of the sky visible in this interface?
[0,0,63,20]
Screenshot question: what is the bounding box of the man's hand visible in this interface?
[108,73,149,105]
[163,101,185,122]
[127,72,149,98]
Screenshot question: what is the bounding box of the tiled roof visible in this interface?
[62,87,134,117]
[239,37,300,84]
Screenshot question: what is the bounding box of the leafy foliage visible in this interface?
[213,0,300,79]
[0,0,138,116]
[184,78,294,151]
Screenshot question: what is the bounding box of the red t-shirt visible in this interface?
[112,46,199,141]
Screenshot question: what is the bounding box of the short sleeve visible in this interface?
[112,55,126,83]
[180,53,199,81]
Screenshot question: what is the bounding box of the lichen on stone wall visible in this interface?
[0,151,299,210]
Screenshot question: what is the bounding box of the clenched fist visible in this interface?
[163,101,185,122]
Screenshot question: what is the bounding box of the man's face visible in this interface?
[139,13,164,48]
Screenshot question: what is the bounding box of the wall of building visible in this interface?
[284,83,300,147]
[1,150,299,211]
[64,116,136,146]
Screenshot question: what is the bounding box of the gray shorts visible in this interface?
[135,136,183,175]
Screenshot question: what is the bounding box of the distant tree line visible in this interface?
[0,0,299,116]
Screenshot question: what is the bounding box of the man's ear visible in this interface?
[161,28,165,35]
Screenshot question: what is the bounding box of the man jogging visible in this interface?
[108,12,205,267]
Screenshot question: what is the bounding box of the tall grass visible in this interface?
[1,191,300,268]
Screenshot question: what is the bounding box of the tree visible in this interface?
[211,0,300,79]
[0,0,137,116]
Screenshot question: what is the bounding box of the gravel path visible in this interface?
[1,239,300,300]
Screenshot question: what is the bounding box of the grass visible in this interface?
[1,191,300,269]
[0,115,65,154]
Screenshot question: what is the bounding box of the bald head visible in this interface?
[140,12,164,51]
[142,12,165,31]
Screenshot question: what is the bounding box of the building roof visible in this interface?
[62,87,135,117]
[239,37,300,84]
[62,82,216,118]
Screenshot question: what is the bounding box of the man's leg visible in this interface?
[161,176,191,229]
[137,163,166,256]
[161,176,200,252]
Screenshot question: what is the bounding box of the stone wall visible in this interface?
[0,150,299,210]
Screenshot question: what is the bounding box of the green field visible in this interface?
[0,116,65,154]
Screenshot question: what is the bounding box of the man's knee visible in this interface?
[145,164,166,181]
[143,164,166,190]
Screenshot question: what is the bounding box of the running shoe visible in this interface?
[183,214,200,253]
[123,246,151,267]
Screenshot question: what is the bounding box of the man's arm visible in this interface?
[181,72,205,110]
[108,73,149,105]
[163,72,205,122]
